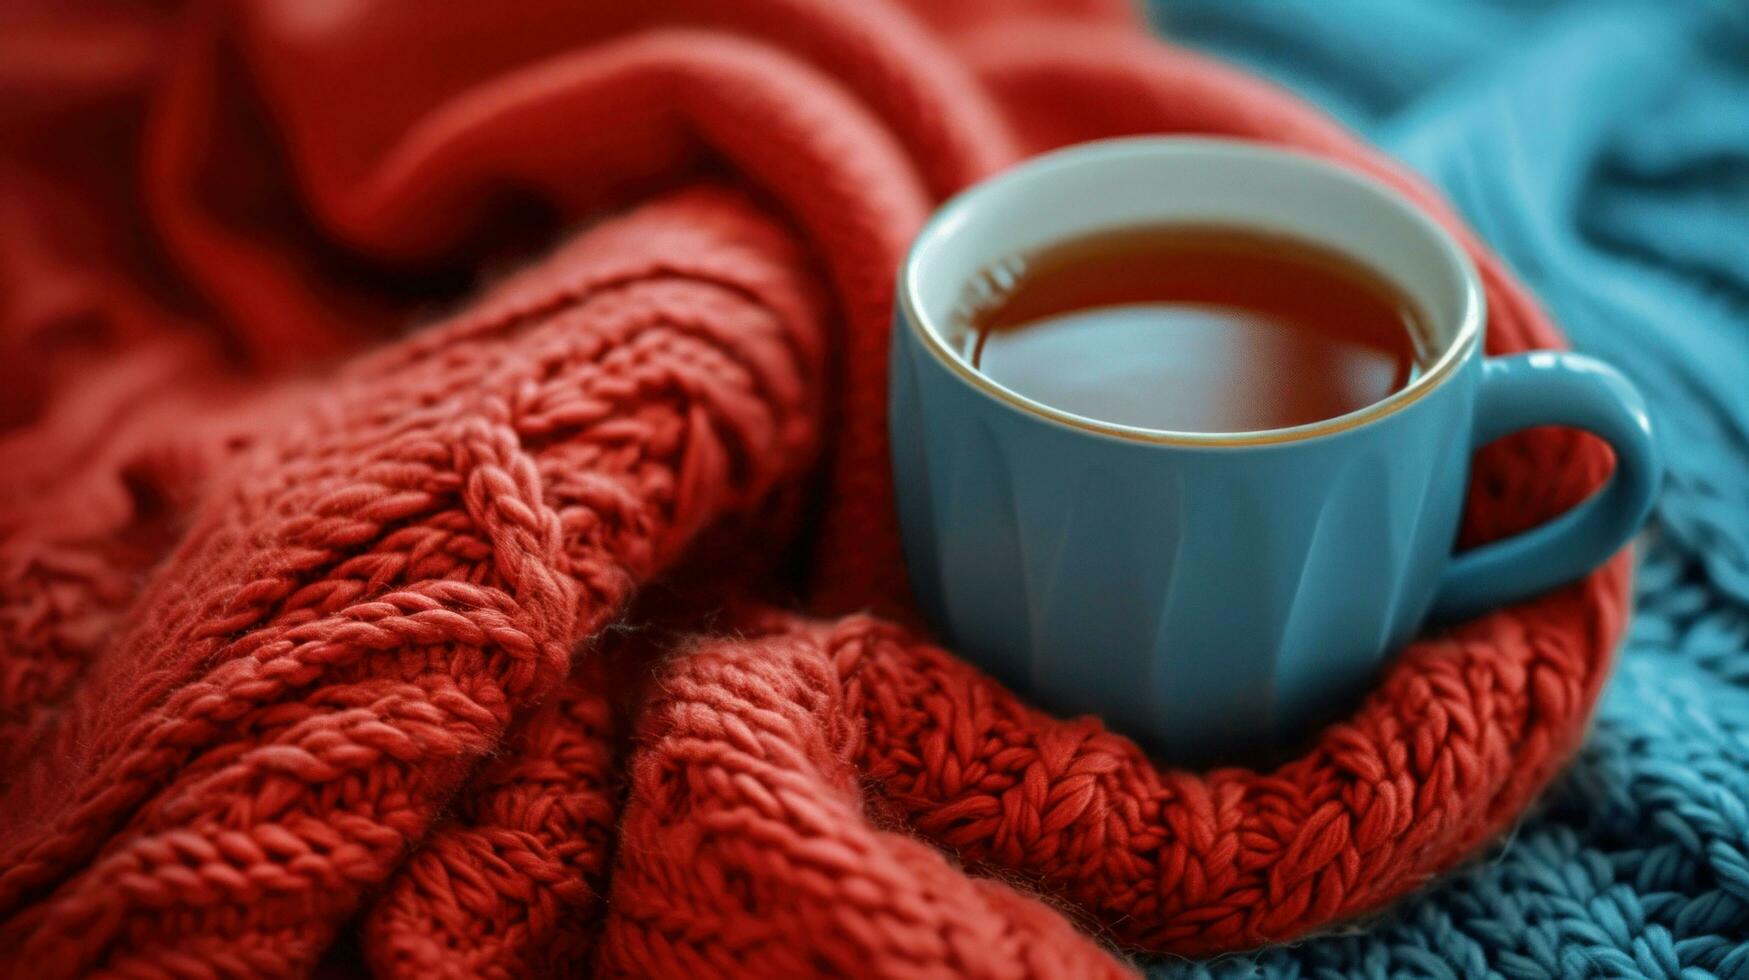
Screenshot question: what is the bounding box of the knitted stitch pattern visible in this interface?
[0,0,1626,976]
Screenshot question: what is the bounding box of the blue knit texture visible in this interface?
[1146,1,1749,976]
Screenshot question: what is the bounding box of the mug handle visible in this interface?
[1431,351,1661,621]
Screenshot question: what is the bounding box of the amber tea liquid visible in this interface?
[958,225,1432,433]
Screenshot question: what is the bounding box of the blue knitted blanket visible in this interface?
[1148,1,1749,976]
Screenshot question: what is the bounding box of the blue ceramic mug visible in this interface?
[889,137,1659,762]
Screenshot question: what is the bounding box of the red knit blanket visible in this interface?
[0,1,1628,976]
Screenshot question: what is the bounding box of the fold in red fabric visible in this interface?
[0,0,1627,976]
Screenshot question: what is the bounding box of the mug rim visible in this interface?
[898,136,1486,447]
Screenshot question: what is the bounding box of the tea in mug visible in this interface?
[956,225,1432,433]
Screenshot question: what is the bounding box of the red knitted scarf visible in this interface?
[0,0,1628,976]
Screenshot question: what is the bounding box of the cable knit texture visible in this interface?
[0,0,1626,976]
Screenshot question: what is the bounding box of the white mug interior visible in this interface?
[900,136,1485,444]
